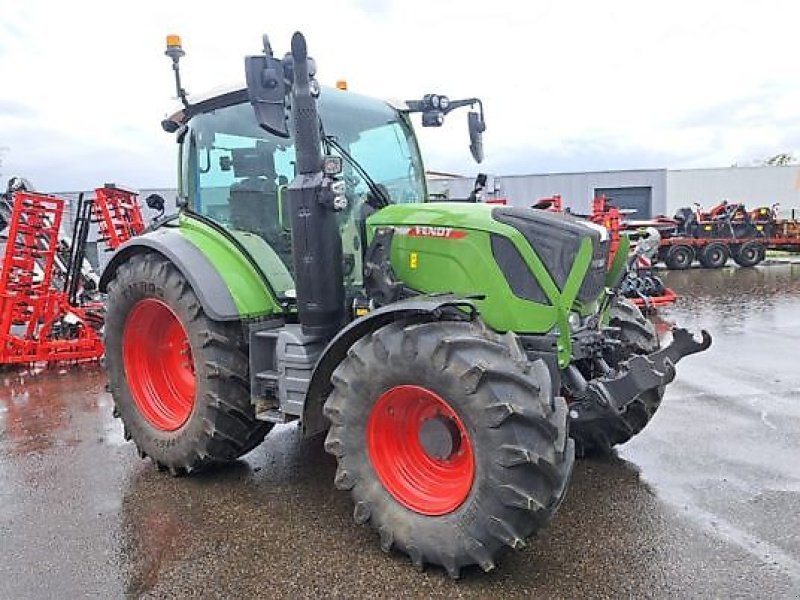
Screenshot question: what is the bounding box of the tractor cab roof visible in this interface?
[164,84,409,132]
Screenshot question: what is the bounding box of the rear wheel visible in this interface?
[323,319,573,577]
[699,242,729,268]
[105,252,272,475]
[733,241,765,267]
[570,298,664,456]
[665,245,694,270]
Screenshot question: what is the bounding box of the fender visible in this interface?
[99,226,241,321]
[302,294,478,437]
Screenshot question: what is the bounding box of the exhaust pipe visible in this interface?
[285,32,345,340]
[245,31,345,339]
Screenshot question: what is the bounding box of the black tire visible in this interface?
[570,298,664,456]
[323,319,574,577]
[664,245,694,270]
[733,241,765,267]
[699,243,729,268]
[105,252,272,475]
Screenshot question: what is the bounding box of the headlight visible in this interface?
[568,312,582,331]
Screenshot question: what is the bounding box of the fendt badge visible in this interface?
[395,226,467,239]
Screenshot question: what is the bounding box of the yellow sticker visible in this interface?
[410,252,418,269]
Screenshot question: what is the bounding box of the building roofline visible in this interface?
[668,164,800,173]
[498,168,668,179]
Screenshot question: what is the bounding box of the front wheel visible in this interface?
[570,298,664,456]
[323,319,574,577]
[104,252,272,475]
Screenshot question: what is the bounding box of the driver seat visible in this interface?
[228,142,285,251]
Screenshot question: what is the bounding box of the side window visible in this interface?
[188,119,298,264]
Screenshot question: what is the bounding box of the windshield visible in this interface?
[182,88,426,293]
[319,91,425,205]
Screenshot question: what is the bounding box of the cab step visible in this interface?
[255,408,297,424]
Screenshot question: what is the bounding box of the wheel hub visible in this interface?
[122,298,196,431]
[366,385,475,516]
[418,415,462,460]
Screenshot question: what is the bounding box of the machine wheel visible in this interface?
[699,243,730,268]
[323,319,574,577]
[664,245,694,270]
[570,298,664,456]
[104,252,272,475]
[733,241,765,267]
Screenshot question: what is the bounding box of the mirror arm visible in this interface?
[403,97,482,117]
[442,98,482,116]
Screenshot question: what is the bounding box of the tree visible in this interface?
[764,152,797,166]
[732,152,798,168]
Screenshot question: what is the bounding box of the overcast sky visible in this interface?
[1,1,799,191]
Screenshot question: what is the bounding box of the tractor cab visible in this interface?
[171,86,428,300]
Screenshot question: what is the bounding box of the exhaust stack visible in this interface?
[286,33,345,339]
[245,32,344,340]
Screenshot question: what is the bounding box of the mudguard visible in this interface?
[302,294,478,437]
[98,226,240,321]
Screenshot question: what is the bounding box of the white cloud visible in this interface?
[1,0,799,190]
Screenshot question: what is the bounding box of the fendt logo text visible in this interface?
[395,226,467,239]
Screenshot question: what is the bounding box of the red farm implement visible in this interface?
[92,184,146,250]
[0,192,103,364]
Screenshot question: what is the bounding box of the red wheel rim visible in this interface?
[367,385,475,516]
[122,298,196,431]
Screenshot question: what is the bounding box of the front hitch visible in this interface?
[571,327,712,416]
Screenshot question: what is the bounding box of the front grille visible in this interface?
[577,237,610,303]
[492,207,610,303]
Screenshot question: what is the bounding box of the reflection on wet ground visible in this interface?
[1,265,800,598]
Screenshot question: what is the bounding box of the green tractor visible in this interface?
[101,32,710,576]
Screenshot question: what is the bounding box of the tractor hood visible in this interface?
[367,202,612,335]
[368,203,610,304]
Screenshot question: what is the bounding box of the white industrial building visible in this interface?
[428,165,800,219]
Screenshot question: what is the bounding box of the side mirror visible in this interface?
[468,111,485,163]
[145,194,165,212]
[245,35,290,138]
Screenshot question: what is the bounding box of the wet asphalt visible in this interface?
[2,265,800,599]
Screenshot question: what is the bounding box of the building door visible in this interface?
[594,186,652,218]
